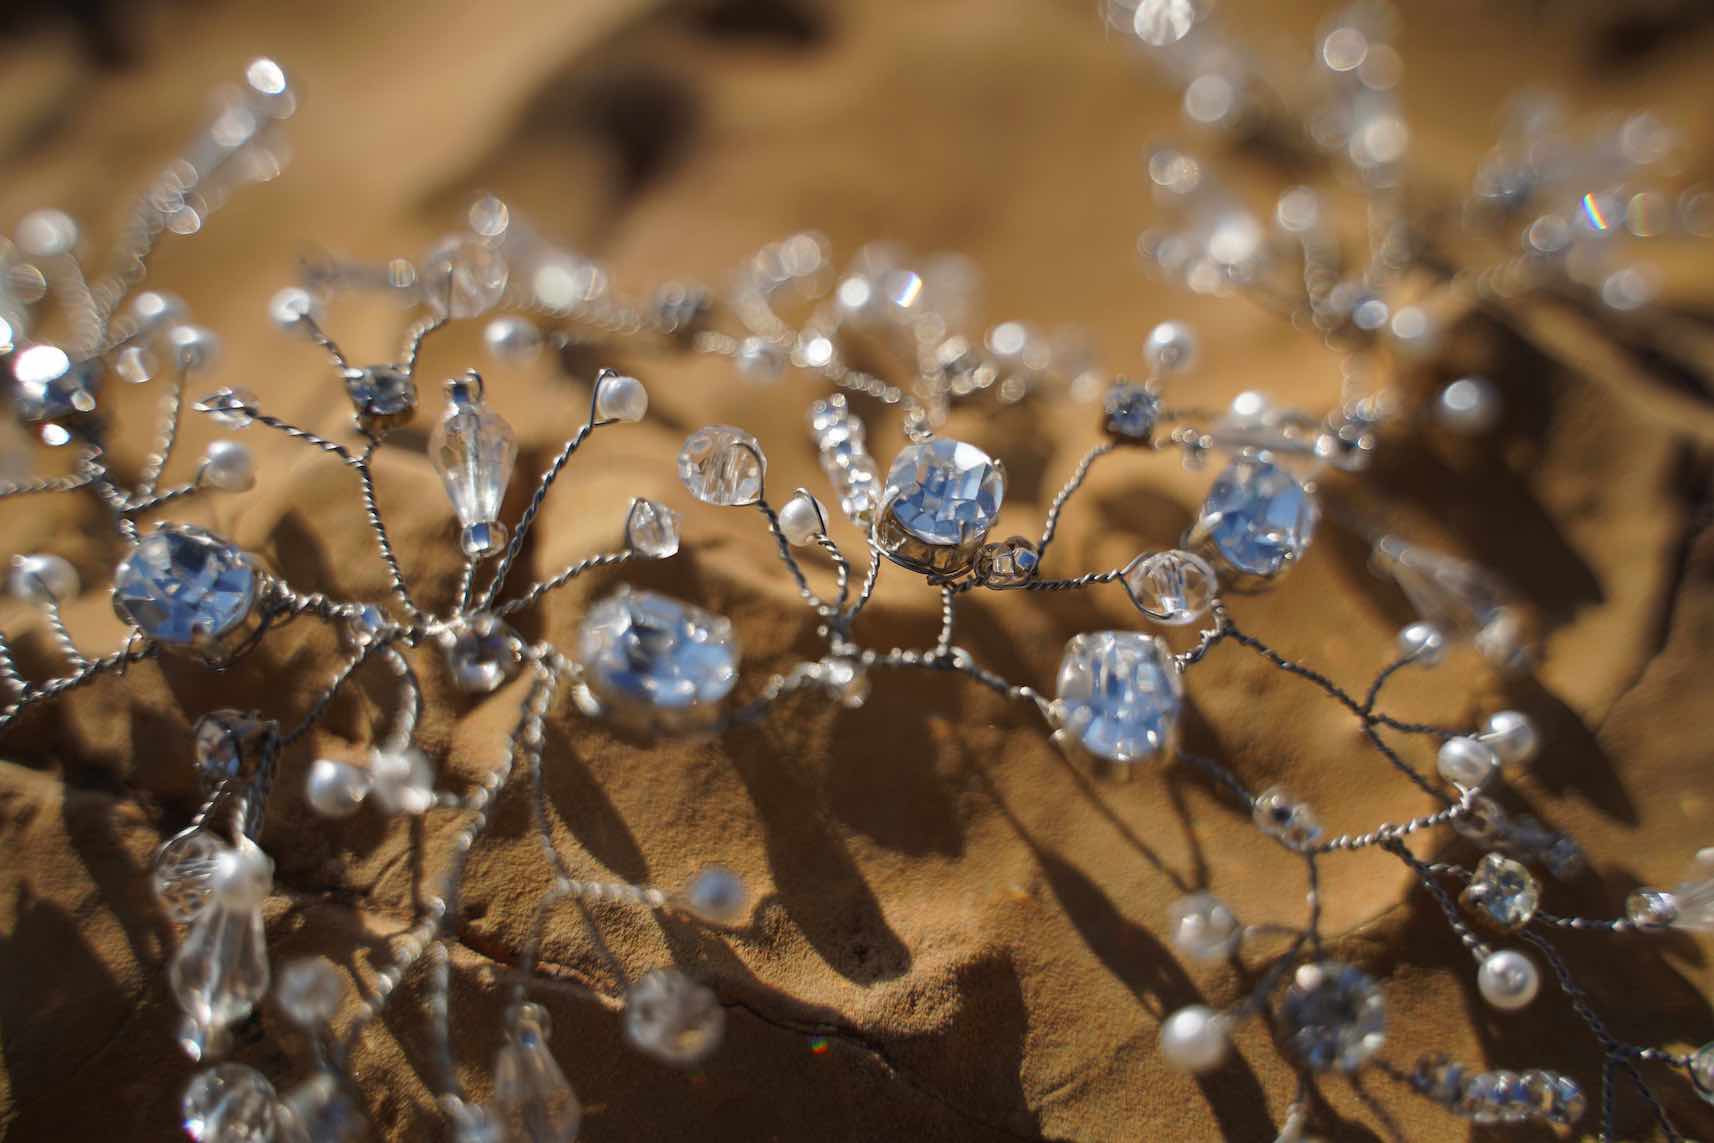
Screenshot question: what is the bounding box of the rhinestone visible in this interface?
[154,828,228,924]
[625,498,680,558]
[444,615,522,694]
[1195,453,1317,577]
[1123,550,1217,625]
[113,526,257,648]
[1278,960,1386,1072]
[974,535,1039,587]
[341,365,417,433]
[1459,853,1540,930]
[1055,631,1181,764]
[881,438,1005,547]
[183,1063,278,1143]
[677,425,765,506]
[577,588,739,712]
[1103,381,1161,441]
[623,969,724,1066]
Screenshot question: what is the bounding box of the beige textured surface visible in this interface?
[0,1,1713,1139]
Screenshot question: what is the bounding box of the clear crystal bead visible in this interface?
[183,1063,278,1143]
[1278,961,1386,1072]
[808,395,881,526]
[492,1003,581,1143]
[1168,892,1241,960]
[276,957,345,1027]
[170,846,272,1049]
[577,588,739,713]
[1253,786,1323,849]
[1124,550,1218,625]
[445,615,522,694]
[431,380,516,535]
[1370,536,1528,671]
[682,865,748,925]
[625,498,680,558]
[677,425,765,506]
[421,234,508,319]
[276,1073,365,1143]
[1459,853,1540,930]
[113,526,257,647]
[881,438,1005,547]
[1055,631,1181,764]
[1103,382,1161,441]
[623,969,725,1066]
[1195,453,1318,577]
[974,536,1039,586]
[154,827,228,924]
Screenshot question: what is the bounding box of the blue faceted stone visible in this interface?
[881,438,1005,547]
[1197,453,1318,576]
[578,588,738,711]
[113,527,256,646]
[1055,631,1181,763]
[1103,382,1161,441]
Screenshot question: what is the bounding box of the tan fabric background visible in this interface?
[0,1,1712,1139]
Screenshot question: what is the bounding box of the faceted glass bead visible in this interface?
[974,536,1039,587]
[154,827,229,924]
[1055,631,1182,764]
[183,1063,278,1143]
[1460,853,1540,930]
[1168,892,1241,960]
[577,588,739,712]
[1690,1042,1714,1104]
[623,968,725,1066]
[192,710,275,794]
[881,438,1005,547]
[677,425,765,506]
[1197,453,1317,577]
[277,1073,366,1143]
[171,888,272,1050]
[492,1003,581,1143]
[624,498,680,559]
[1124,550,1218,625]
[113,527,256,647]
[1103,382,1161,441]
[422,234,508,319]
[445,615,522,694]
[430,398,516,532]
[1278,960,1386,1072]
[341,365,417,430]
[1253,786,1323,849]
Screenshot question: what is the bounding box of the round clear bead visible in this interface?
[683,865,748,925]
[154,828,229,924]
[1124,550,1217,625]
[1253,786,1323,849]
[276,957,345,1027]
[200,440,256,492]
[623,968,725,1066]
[421,234,507,318]
[1624,887,1678,929]
[183,1063,278,1143]
[1168,891,1241,960]
[1144,320,1198,372]
[678,426,766,506]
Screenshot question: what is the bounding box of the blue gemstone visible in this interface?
[1055,631,1181,763]
[578,589,738,711]
[1103,382,1161,441]
[114,527,257,645]
[1198,453,1317,576]
[881,438,1004,547]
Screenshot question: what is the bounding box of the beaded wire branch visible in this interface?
[1,26,1713,1143]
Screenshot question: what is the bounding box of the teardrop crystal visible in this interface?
[431,394,516,532]
[492,1002,581,1142]
[169,846,272,1049]
[1371,536,1527,671]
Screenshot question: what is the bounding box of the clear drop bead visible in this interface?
[821,657,870,709]
[170,860,272,1050]
[492,1002,581,1143]
[677,425,765,506]
[431,379,516,535]
[1370,536,1526,671]
[624,498,680,559]
[183,1063,278,1143]
[154,827,229,924]
[1124,550,1217,625]
[421,235,508,319]
[623,968,725,1066]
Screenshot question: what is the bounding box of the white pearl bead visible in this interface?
[483,316,542,363]
[8,553,79,602]
[268,287,318,334]
[200,440,256,492]
[1478,710,1539,767]
[1144,320,1198,373]
[1437,736,1499,788]
[212,839,273,911]
[305,757,371,818]
[778,492,828,547]
[594,373,648,423]
[168,324,221,373]
[1477,949,1540,1011]
[1158,1005,1229,1073]
[1397,621,1445,666]
[1435,376,1501,434]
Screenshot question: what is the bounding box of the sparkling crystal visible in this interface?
[431,376,515,537]
[183,1064,278,1143]
[170,841,272,1048]
[492,1002,581,1143]
[192,710,275,794]
[445,615,522,694]
[1103,382,1161,441]
[577,588,739,712]
[1196,453,1318,577]
[277,1073,365,1143]
[625,498,680,558]
[1168,892,1241,960]
[276,956,344,1027]
[113,526,257,647]
[881,438,1005,548]
[1124,550,1218,625]
[974,535,1039,587]
[677,425,765,507]
[341,365,417,433]
[623,968,725,1066]
[1690,1042,1714,1104]
[807,395,881,525]
[1054,631,1182,764]
[421,234,508,319]
[154,827,228,924]
[1253,786,1323,849]
[11,343,98,423]
[1278,961,1386,1072]
[682,865,748,925]
[1370,536,1526,670]
[1460,853,1540,930]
